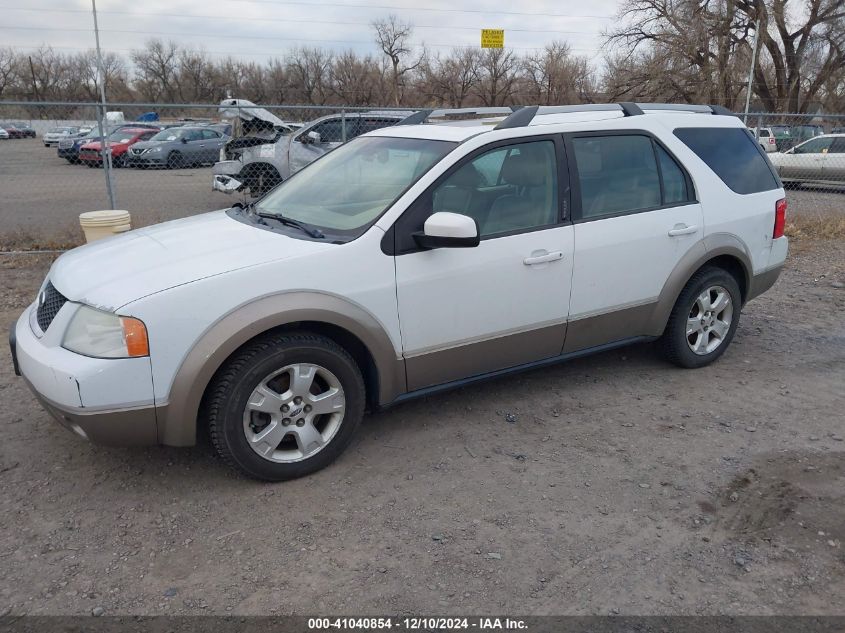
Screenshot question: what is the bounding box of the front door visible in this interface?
[289,117,352,175]
[565,132,704,352]
[393,138,574,391]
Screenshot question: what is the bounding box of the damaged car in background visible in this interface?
[211,99,416,196]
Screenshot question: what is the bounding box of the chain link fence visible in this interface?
[1,101,843,249]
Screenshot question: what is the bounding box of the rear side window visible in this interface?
[674,127,778,194]
[572,134,693,219]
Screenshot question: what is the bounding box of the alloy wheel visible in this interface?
[242,363,346,463]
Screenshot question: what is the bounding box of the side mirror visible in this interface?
[181,137,188,144]
[413,212,480,249]
[302,131,321,145]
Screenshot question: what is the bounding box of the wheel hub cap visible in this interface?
[686,285,734,356]
[242,363,346,463]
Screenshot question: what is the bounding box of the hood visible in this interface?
[218,99,284,127]
[49,210,333,310]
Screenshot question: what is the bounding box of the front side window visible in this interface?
[307,118,350,143]
[431,140,559,237]
[793,137,833,154]
[829,138,845,154]
[674,127,779,194]
[256,136,456,239]
[573,135,662,218]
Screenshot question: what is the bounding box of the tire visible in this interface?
[206,332,365,481]
[659,266,742,369]
[243,164,282,196]
[167,151,182,169]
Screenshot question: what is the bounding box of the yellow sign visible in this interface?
[481,29,504,48]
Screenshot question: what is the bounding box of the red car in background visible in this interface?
[78,127,159,167]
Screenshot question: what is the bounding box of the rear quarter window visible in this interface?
[674,127,779,194]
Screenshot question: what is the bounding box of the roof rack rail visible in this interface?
[494,102,736,130]
[399,106,518,126]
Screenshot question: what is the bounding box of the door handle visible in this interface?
[523,251,563,265]
[668,224,699,237]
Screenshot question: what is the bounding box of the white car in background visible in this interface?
[0,128,9,140]
[769,133,845,187]
[43,126,81,147]
[748,127,778,153]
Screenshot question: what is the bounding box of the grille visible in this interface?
[36,282,68,332]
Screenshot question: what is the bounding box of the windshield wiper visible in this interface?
[256,212,325,239]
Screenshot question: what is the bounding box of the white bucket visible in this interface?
[79,210,132,243]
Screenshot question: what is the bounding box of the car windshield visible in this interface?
[150,128,187,141]
[256,136,456,238]
[50,127,73,133]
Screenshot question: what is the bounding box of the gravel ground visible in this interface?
[1,236,843,616]
[1,137,844,248]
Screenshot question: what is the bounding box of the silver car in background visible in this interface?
[125,126,230,169]
[43,126,81,147]
[212,100,413,196]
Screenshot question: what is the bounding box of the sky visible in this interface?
[0,0,622,62]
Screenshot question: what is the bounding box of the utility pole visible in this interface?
[743,15,762,124]
[91,0,116,209]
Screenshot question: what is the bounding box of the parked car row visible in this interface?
[55,122,232,169]
[1,122,36,138]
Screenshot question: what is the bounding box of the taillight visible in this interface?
[773,198,787,238]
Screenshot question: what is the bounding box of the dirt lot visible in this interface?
[1,136,844,249]
[1,230,844,616]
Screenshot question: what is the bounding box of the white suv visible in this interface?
[11,103,789,481]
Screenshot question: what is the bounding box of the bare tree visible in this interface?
[371,14,423,106]
[736,0,845,112]
[605,0,845,112]
[72,50,130,102]
[522,41,596,105]
[286,47,333,105]
[131,39,180,102]
[473,48,520,106]
[420,48,480,107]
[331,50,383,105]
[0,47,20,99]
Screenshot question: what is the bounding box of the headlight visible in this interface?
[149,147,161,153]
[62,305,149,358]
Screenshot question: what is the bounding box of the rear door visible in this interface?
[565,132,703,352]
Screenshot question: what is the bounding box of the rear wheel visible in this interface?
[206,332,365,481]
[659,267,741,368]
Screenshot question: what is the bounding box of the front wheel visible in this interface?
[167,151,182,169]
[659,267,742,368]
[206,332,365,481]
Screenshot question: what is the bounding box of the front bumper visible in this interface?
[11,303,159,446]
[57,147,79,159]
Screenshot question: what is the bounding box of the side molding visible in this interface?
[157,292,404,446]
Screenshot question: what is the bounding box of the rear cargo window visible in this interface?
[674,127,779,194]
